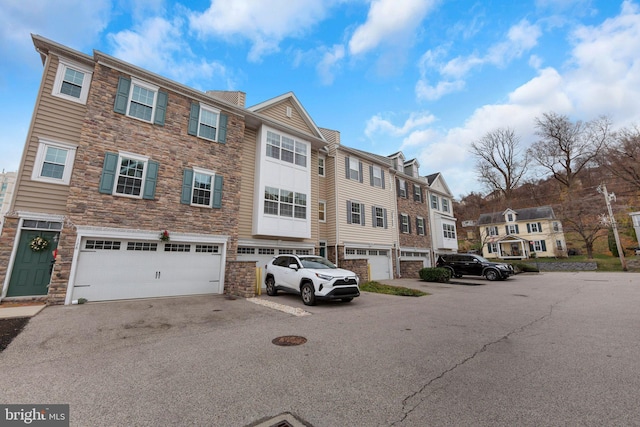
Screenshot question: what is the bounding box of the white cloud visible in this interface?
[417,19,542,101]
[365,111,436,138]
[108,17,232,88]
[316,45,346,85]
[188,0,329,62]
[348,0,436,56]
[0,0,111,60]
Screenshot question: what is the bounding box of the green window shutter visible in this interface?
[181,169,194,204]
[114,77,131,114]
[488,244,493,254]
[99,152,119,194]
[212,175,223,208]
[154,90,168,126]
[218,114,228,143]
[541,240,547,251]
[515,224,520,234]
[527,223,531,233]
[142,160,159,200]
[538,222,542,232]
[188,102,199,136]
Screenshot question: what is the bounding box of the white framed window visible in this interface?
[507,213,514,222]
[417,217,425,235]
[127,78,159,122]
[531,240,546,252]
[52,58,93,104]
[486,226,499,236]
[319,200,326,222]
[556,240,563,250]
[31,138,77,185]
[414,184,422,202]
[431,194,439,210]
[115,152,149,198]
[553,221,562,232]
[442,198,450,212]
[191,167,215,207]
[529,222,541,233]
[350,201,362,224]
[372,166,383,188]
[318,157,325,176]
[348,157,360,181]
[264,186,306,219]
[374,207,385,228]
[398,179,407,198]
[265,130,308,167]
[489,243,498,253]
[443,223,456,239]
[506,224,519,235]
[400,214,410,234]
[197,104,221,141]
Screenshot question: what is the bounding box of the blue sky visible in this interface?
[1,0,639,199]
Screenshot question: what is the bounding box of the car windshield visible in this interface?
[300,257,336,269]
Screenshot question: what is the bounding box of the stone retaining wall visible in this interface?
[522,261,597,271]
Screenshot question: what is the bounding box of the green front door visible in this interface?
[7,230,59,297]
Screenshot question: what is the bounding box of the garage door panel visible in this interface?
[72,239,223,302]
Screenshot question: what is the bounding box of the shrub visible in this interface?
[510,262,539,273]
[419,267,450,282]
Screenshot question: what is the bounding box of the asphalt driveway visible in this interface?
[1,272,639,426]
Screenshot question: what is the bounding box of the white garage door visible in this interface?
[72,238,223,302]
[346,248,392,280]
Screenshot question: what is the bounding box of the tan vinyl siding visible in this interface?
[309,149,319,243]
[258,100,314,135]
[322,152,337,245]
[336,151,396,245]
[13,55,87,215]
[238,127,258,239]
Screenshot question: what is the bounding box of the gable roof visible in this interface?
[426,172,453,196]
[478,206,557,225]
[247,91,326,142]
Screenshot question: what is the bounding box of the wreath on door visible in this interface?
[29,236,50,252]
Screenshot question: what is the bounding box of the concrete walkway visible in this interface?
[0,304,46,319]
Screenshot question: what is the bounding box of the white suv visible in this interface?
[264,255,360,305]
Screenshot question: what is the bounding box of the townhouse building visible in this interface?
[0,35,460,305]
[478,206,566,259]
[426,173,459,261]
[389,152,433,276]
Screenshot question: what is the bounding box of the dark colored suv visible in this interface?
[436,253,514,281]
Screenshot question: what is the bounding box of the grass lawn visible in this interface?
[360,281,429,297]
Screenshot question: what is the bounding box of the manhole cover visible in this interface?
[272,335,307,346]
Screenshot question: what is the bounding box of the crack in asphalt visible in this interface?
[390,289,580,426]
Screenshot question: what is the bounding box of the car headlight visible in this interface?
[315,273,333,281]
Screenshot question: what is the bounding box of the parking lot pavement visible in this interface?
[1,272,639,426]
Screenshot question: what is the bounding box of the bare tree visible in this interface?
[555,195,607,259]
[600,125,640,192]
[529,112,611,191]
[470,128,528,202]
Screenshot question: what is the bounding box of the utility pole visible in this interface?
[597,183,627,271]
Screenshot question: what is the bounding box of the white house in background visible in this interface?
[0,170,18,233]
[425,172,458,263]
[630,212,640,253]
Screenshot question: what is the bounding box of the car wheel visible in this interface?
[341,298,353,303]
[445,267,455,279]
[485,269,498,281]
[265,276,277,296]
[301,283,316,306]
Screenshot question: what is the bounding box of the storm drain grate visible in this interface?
[246,412,311,427]
[272,335,307,346]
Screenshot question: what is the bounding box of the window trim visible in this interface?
[400,214,410,234]
[31,138,77,185]
[318,200,326,222]
[371,165,383,188]
[398,178,407,198]
[417,216,425,235]
[318,156,325,177]
[443,223,456,239]
[191,166,216,208]
[52,58,93,104]
[441,198,450,212]
[113,151,149,199]
[126,78,159,123]
[197,103,221,142]
[348,157,361,182]
[430,194,439,210]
